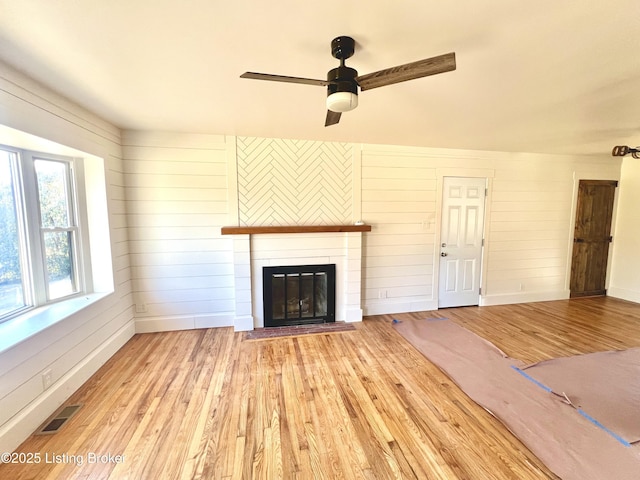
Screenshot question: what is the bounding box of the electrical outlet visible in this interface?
[42,369,53,390]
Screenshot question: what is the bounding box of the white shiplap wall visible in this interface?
[485,157,573,301]
[607,156,640,303]
[485,156,622,303]
[609,157,640,303]
[121,135,621,325]
[0,60,134,453]
[360,145,621,314]
[122,132,236,332]
[361,149,438,314]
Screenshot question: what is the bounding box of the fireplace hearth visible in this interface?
[263,264,336,327]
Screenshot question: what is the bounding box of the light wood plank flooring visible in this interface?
[3,297,640,479]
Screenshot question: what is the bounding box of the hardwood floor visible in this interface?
[3,297,640,479]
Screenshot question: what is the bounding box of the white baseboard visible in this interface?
[607,287,640,304]
[364,292,572,314]
[135,313,234,333]
[0,320,135,453]
[363,299,438,317]
[480,290,570,306]
[345,308,363,322]
[233,315,255,332]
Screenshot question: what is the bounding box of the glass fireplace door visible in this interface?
[263,264,335,327]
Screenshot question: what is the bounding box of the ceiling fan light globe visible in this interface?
[326,92,358,112]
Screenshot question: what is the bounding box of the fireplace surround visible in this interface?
[222,224,370,331]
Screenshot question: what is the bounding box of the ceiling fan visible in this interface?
[240,36,456,127]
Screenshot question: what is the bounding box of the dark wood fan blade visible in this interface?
[356,52,456,91]
[240,72,329,86]
[325,110,341,127]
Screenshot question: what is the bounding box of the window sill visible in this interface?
[0,292,112,355]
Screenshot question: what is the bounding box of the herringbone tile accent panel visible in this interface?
[237,137,353,226]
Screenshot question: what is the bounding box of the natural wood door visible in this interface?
[439,177,487,307]
[570,180,617,297]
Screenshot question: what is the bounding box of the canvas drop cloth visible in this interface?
[522,348,640,444]
[393,318,640,480]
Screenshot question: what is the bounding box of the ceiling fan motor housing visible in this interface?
[326,66,358,112]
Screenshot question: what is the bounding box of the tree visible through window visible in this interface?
[0,146,84,322]
[35,159,78,300]
[0,150,26,317]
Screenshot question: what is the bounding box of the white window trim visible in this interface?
[0,123,115,351]
[0,145,94,323]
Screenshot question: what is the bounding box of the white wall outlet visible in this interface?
[42,369,53,390]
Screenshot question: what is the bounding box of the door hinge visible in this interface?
[485,188,488,196]
[479,287,482,295]
[481,238,485,247]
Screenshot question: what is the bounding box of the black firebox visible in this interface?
[263,264,336,327]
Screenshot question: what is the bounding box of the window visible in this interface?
[0,150,26,317]
[0,146,88,322]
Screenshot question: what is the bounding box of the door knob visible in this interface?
[441,252,448,257]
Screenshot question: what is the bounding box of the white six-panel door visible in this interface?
[438,177,487,308]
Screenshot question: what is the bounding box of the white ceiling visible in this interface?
[0,1,638,156]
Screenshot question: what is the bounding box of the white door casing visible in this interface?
[438,177,487,308]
